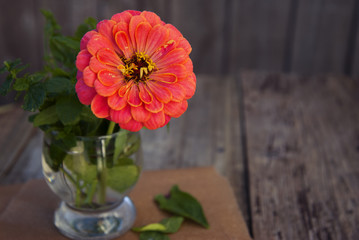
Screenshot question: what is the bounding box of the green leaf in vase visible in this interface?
[113,130,128,163]
[155,185,209,229]
[139,232,169,240]
[56,96,83,125]
[132,216,184,234]
[23,82,46,111]
[107,165,139,193]
[33,105,58,127]
[63,147,97,184]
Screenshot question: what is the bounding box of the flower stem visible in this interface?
[106,121,116,136]
[60,166,83,207]
[97,121,115,205]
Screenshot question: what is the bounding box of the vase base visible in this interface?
[54,197,136,240]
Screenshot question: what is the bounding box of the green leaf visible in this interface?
[132,223,166,233]
[64,147,97,184]
[123,133,141,157]
[132,217,184,234]
[23,82,46,111]
[0,76,14,96]
[41,9,61,35]
[85,17,97,29]
[48,141,67,172]
[155,185,209,229]
[159,216,184,233]
[13,77,30,91]
[46,77,73,94]
[53,36,80,50]
[107,165,139,193]
[139,232,169,240]
[33,105,58,127]
[113,130,128,162]
[56,96,83,125]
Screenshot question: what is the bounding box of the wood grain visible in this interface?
[241,71,359,239]
[0,105,40,182]
[1,0,359,86]
[291,0,356,75]
[232,0,291,72]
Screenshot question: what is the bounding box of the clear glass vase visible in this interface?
[42,130,142,240]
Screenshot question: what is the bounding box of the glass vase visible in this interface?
[42,130,142,240]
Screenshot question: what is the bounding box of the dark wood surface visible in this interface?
[1,0,359,82]
[0,72,358,239]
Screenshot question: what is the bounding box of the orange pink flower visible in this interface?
[75,10,196,132]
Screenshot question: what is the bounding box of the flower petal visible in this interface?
[76,49,92,72]
[97,48,122,67]
[91,95,110,118]
[80,31,97,50]
[83,66,96,87]
[141,11,163,27]
[129,15,146,52]
[163,114,171,127]
[108,92,128,111]
[151,40,176,63]
[98,69,124,86]
[75,79,96,105]
[144,96,164,113]
[145,25,169,56]
[154,64,187,80]
[150,73,177,84]
[158,82,186,102]
[119,118,143,132]
[131,105,151,122]
[94,80,121,97]
[90,56,109,73]
[119,81,132,97]
[111,11,132,23]
[111,10,140,23]
[155,48,188,69]
[144,111,165,130]
[135,22,152,53]
[179,73,196,99]
[127,84,142,107]
[110,105,131,124]
[177,37,192,55]
[146,81,172,103]
[115,31,133,59]
[164,100,188,118]
[184,58,193,72]
[138,83,153,104]
[87,34,113,55]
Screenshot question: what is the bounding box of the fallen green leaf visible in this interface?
[155,185,209,229]
[132,223,166,233]
[159,216,184,233]
[132,216,184,234]
[139,232,169,240]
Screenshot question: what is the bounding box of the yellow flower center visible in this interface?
[119,52,156,83]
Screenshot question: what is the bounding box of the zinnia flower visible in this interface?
[75,10,196,132]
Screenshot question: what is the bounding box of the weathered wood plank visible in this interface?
[231,0,291,72]
[241,71,359,239]
[169,0,226,74]
[291,0,356,75]
[0,105,39,181]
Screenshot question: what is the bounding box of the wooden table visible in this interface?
[0,71,358,240]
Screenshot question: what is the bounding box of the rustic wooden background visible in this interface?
[0,0,358,78]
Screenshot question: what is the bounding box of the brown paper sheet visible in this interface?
[0,167,251,240]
